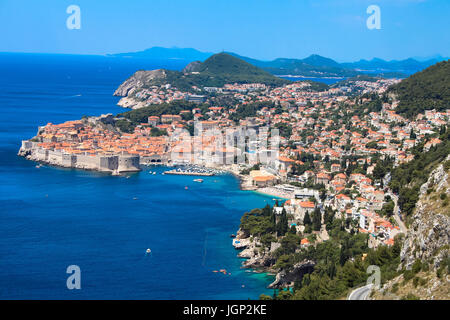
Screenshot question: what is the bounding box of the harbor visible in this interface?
[163,166,225,177]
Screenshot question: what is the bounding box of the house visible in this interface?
[298,201,316,219]
[148,116,160,127]
[277,156,295,173]
[161,114,182,123]
[335,193,351,211]
[331,163,341,172]
[315,172,330,185]
[250,170,278,188]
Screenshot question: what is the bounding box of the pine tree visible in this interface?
[303,211,311,226]
[313,208,321,231]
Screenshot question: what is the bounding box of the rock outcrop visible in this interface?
[182,61,202,73]
[268,260,315,289]
[113,69,167,97]
[400,155,450,271]
[372,156,449,300]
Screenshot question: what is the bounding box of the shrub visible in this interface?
[402,293,420,300]
[411,260,422,274]
[403,270,414,282]
[419,278,427,286]
[391,282,399,293]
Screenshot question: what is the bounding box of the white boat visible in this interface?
[153,172,156,175]
[146,248,151,254]
[193,179,203,183]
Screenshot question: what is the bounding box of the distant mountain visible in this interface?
[111,46,447,79]
[388,59,450,119]
[227,52,359,77]
[302,54,341,68]
[110,46,213,61]
[342,57,447,75]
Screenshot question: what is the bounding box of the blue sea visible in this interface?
[0,53,277,299]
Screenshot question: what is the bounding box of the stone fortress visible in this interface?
[19,140,141,174]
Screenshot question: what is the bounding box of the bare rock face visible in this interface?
[113,69,167,96]
[400,156,450,271]
[182,61,202,73]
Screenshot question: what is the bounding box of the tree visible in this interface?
[276,208,288,237]
[312,208,322,231]
[303,211,311,226]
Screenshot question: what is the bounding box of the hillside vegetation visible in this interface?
[388,60,450,119]
[389,128,449,221]
[182,53,290,87]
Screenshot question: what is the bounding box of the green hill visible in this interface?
[388,60,450,119]
[182,52,290,87]
[115,53,290,96]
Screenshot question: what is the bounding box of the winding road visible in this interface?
[388,192,408,234]
[348,284,373,300]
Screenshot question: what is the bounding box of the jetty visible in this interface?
[164,169,214,176]
[162,166,223,176]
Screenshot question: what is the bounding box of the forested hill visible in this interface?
[181,52,290,87]
[114,53,290,96]
[388,60,450,119]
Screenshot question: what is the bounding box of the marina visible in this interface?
[163,166,225,177]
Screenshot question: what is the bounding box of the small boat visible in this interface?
[146,248,151,254]
[230,234,236,238]
[193,179,203,183]
[153,172,156,175]
[36,164,42,168]
[184,186,188,190]
[133,197,138,200]
[212,270,218,273]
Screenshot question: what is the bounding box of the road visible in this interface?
[388,192,408,234]
[348,284,373,300]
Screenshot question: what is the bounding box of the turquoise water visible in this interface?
[0,53,276,299]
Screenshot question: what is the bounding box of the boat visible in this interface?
[184,186,188,190]
[35,164,42,168]
[153,172,156,175]
[146,248,151,254]
[193,178,203,183]
[230,234,236,238]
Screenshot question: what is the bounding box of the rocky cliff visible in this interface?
[400,155,449,271]
[113,69,168,97]
[372,155,450,300]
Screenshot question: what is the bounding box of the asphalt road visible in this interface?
[348,284,373,300]
[388,192,408,234]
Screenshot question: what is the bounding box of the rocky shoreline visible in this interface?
[232,228,314,289]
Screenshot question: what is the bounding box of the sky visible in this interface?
[0,0,448,62]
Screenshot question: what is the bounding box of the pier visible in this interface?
[163,169,215,176]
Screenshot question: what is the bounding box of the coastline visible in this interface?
[253,187,290,200]
[18,141,285,293]
[19,144,290,200]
